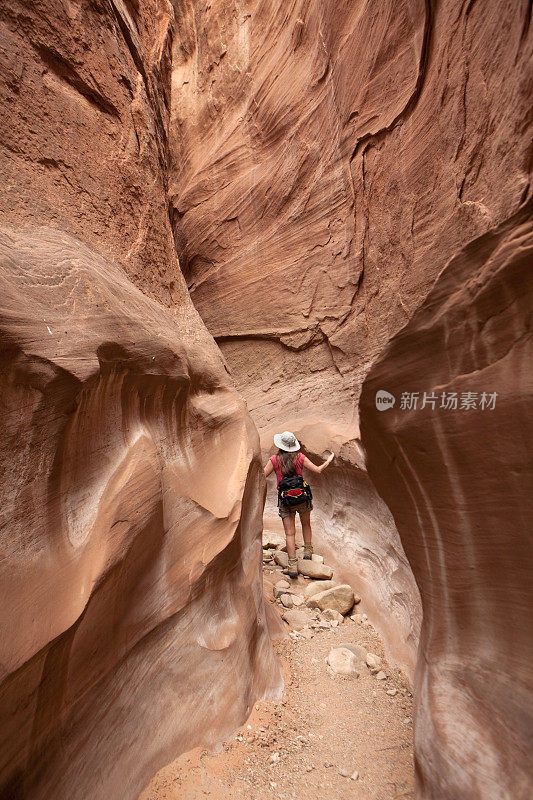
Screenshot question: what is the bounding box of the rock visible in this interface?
[339,767,351,778]
[279,594,294,609]
[292,595,305,607]
[312,554,324,563]
[0,232,280,798]
[274,551,333,579]
[306,584,355,615]
[273,579,291,598]
[299,628,314,640]
[351,771,359,781]
[366,652,381,670]
[304,580,338,599]
[269,752,280,764]
[338,643,368,666]
[375,671,387,680]
[281,609,309,631]
[262,534,285,550]
[321,608,344,624]
[387,688,398,696]
[326,648,359,677]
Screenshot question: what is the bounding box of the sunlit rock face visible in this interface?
[361,202,533,799]
[167,0,532,796]
[0,1,280,798]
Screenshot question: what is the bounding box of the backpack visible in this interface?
[278,474,313,507]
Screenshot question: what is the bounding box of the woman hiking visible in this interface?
[264,431,334,578]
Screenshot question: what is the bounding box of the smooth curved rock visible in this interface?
[0,228,281,800]
[360,202,533,798]
[0,0,281,796]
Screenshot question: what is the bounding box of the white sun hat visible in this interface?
[273,431,300,452]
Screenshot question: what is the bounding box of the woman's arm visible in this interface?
[302,453,334,474]
[264,460,274,477]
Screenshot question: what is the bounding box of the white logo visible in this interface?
[375,390,395,411]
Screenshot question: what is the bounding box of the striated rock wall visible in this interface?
[0,2,280,798]
[167,0,532,796]
[360,201,533,798]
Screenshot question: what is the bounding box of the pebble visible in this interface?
[351,770,359,781]
[403,717,412,725]
[366,652,381,670]
[339,767,351,778]
[387,688,398,696]
[269,752,280,764]
[375,670,387,680]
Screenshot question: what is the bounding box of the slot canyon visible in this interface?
[0,1,531,799]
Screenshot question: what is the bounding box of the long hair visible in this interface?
[276,449,298,477]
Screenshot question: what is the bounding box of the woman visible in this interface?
[264,430,334,578]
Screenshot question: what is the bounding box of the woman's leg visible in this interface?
[299,509,313,558]
[282,514,297,558]
[299,510,312,544]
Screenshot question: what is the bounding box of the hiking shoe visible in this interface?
[282,556,298,578]
[303,543,313,560]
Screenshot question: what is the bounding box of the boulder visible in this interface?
[274,551,333,579]
[338,643,368,666]
[279,594,294,609]
[326,648,359,678]
[306,585,355,615]
[304,580,338,599]
[281,609,309,631]
[295,548,323,562]
[262,534,285,550]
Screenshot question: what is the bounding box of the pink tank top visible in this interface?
[270,453,305,488]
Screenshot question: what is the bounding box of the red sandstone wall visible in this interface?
[0,2,280,798]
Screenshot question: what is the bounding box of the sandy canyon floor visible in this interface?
[140,550,414,800]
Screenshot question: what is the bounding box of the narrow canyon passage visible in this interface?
[140,527,415,800]
[0,1,531,800]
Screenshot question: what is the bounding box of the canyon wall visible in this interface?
[360,200,533,798]
[167,0,532,797]
[0,2,280,799]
